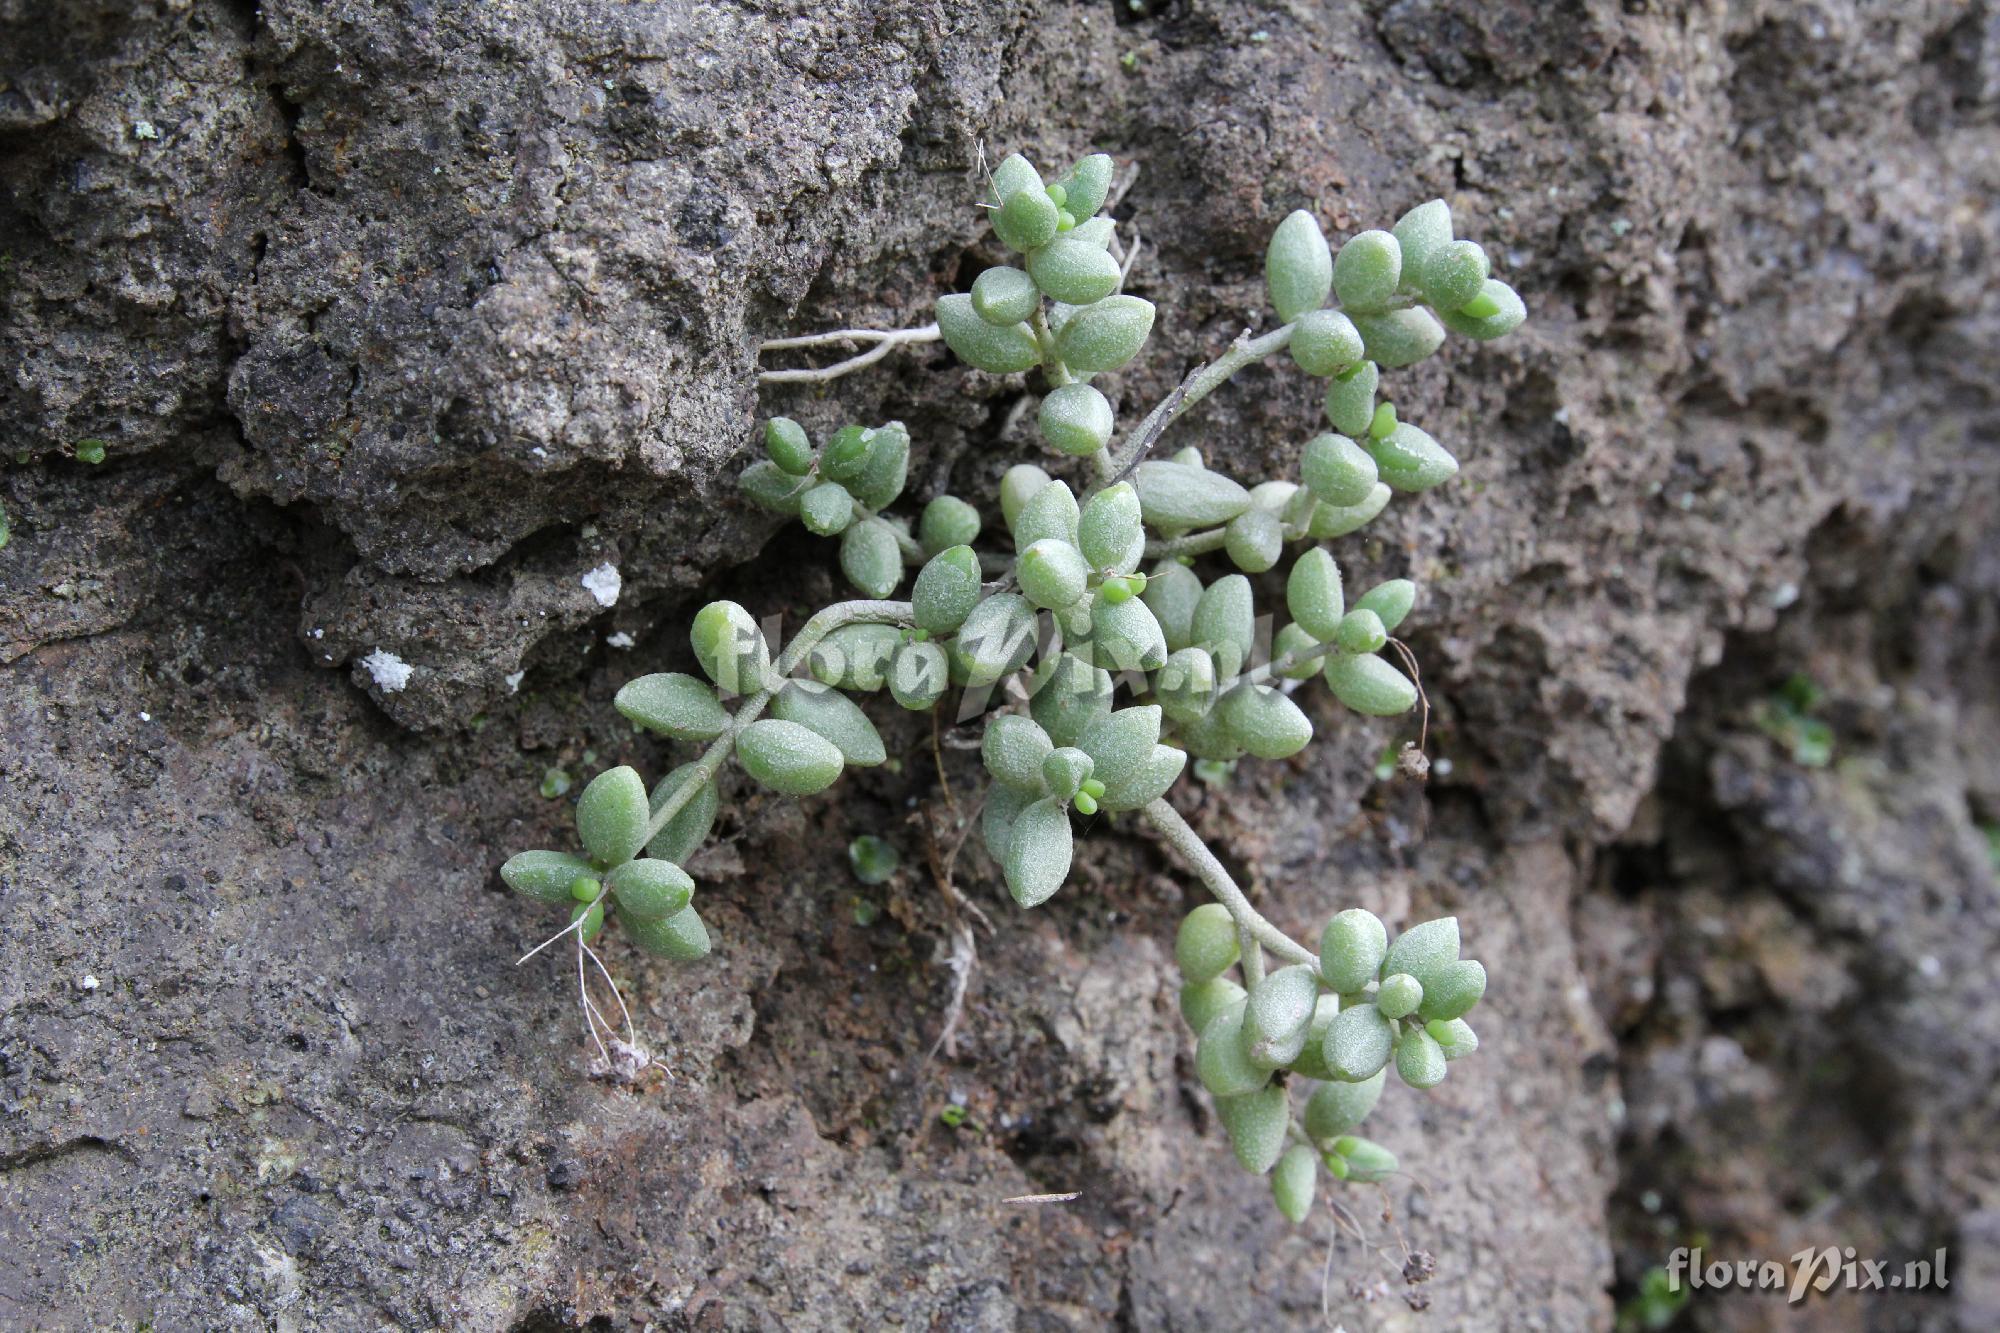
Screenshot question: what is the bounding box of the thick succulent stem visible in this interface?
[1030,306,1073,389]
[1142,797,1318,969]
[1094,323,1298,493]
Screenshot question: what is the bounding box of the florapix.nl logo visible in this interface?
[1668,1246,1949,1304]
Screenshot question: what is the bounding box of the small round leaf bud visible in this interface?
[1336,607,1387,656]
[1331,1135,1399,1183]
[1428,1017,1480,1060]
[570,898,605,943]
[1375,972,1423,1020]
[1439,279,1525,339]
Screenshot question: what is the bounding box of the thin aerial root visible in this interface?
[757,323,942,385]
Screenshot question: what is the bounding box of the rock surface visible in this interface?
[2,0,1996,1328]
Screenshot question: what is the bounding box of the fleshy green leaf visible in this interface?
[501,850,596,906]
[1289,308,1364,377]
[913,545,983,634]
[615,672,730,741]
[1323,360,1379,437]
[625,904,711,961]
[983,713,1056,791]
[1266,210,1333,322]
[989,152,1042,204]
[1391,199,1453,288]
[1085,593,1168,672]
[1004,797,1073,907]
[1217,1085,1290,1175]
[952,592,1041,688]
[1175,902,1241,983]
[807,623,901,692]
[1381,917,1460,992]
[740,459,804,514]
[1143,561,1204,651]
[691,600,771,697]
[1430,1017,1480,1060]
[1245,964,1319,1068]
[1196,1000,1271,1098]
[888,640,949,711]
[1011,477,1080,550]
[840,519,904,598]
[576,766,650,865]
[1028,238,1122,305]
[1375,972,1423,1020]
[1055,153,1114,220]
[1419,238,1489,311]
[1018,538,1090,610]
[1054,295,1155,373]
[981,781,1034,865]
[1336,608,1387,656]
[1039,383,1115,457]
[607,858,694,921]
[1301,433,1379,508]
[1332,229,1402,312]
[994,183,1060,253]
[770,680,886,767]
[1272,1143,1318,1222]
[764,417,813,475]
[736,718,846,796]
[799,481,855,536]
[850,423,910,511]
[1303,1069,1386,1141]
[1078,482,1144,574]
[1319,908,1388,993]
[1286,548,1345,642]
[1418,958,1486,1022]
[1218,684,1313,760]
[647,764,719,863]
[1156,646,1218,724]
[1368,421,1458,492]
[1029,651,1114,748]
[1439,278,1527,340]
[1192,574,1255,681]
[1354,578,1416,632]
[1131,460,1251,529]
[1180,975,1248,1034]
[1224,507,1283,573]
[1304,483,1392,539]
[1324,1002,1395,1082]
[1395,1028,1448,1089]
[999,464,1051,531]
[936,293,1041,374]
[920,495,982,555]
[1352,307,1446,368]
[971,265,1040,326]
[1324,651,1418,716]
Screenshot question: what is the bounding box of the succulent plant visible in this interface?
[502,149,1523,1221]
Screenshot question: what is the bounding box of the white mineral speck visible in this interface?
[139,711,151,722]
[360,648,415,692]
[81,975,100,991]
[581,562,622,608]
[133,121,159,140]
[606,631,635,649]
[504,670,526,694]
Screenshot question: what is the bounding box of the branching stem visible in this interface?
[757,324,941,385]
[638,600,916,849]
[1141,797,1318,969]
[1091,323,1297,495]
